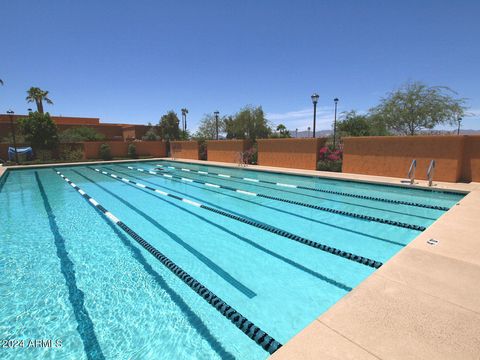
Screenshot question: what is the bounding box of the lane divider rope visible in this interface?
[53,169,283,354]
[129,166,425,232]
[156,163,450,211]
[0,171,10,193]
[94,167,383,269]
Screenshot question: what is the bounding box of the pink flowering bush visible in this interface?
[317,146,343,172]
[242,146,258,164]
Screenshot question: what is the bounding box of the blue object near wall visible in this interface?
[8,147,33,161]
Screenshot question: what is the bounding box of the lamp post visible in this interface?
[307,126,311,137]
[6,110,19,164]
[295,128,298,138]
[214,111,220,140]
[457,116,462,135]
[333,98,339,149]
[311,93,319,138]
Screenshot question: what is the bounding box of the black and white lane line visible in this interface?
[126,165,426,232]
[71,168,257,299]
[53,169,282,354]
[156,163,450,211]
[93,167,384,269]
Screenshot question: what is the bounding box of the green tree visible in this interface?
[158,111,181,140]
[18,112,59,150]
[26,87,53,114]
[181,108,189,134]
[128,143,137,159]
[194,114,226,139]
[337,111,389,137]
[225,106,271,141]
[142,125,160,141]
[58,127,106,142]
[99,143,112,160]
[370,81,467,135]
[272,124,291,138]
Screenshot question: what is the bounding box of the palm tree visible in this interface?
[181,108,189,132]
[26,87,53,113]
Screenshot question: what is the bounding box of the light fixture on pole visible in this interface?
[214,111,220,140]
[333,98,339,148]
[311,93,319,138]
[6,110,19,164]
[457,116,462,135]
[307,126,311,138]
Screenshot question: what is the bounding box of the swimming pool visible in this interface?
[0,160,464,359]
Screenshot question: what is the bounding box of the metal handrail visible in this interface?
[236,151,247,167]
[427,160,436,187]
[407,159,417,184]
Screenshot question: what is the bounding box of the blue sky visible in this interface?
[1,0,479,131]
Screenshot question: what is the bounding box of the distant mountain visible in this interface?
[289,129,480,138]
[292,130,332,138]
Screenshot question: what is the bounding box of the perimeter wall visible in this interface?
[83,141,167,159]
[257,138,326,170]
[342,135,480,182]
[206,140,252,163]
[0,141,166,161]
[170,141,200,160]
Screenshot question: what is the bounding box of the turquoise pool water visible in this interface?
[0,161,464,359]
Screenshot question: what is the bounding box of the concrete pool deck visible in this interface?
[2,159,480,359]
[162,158,480,360]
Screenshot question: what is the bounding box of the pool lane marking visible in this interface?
[54,169,282,354]
[89,168,355,292]
[156,163,450,211]
[0,171,10,193]
[118,165,408,249]
[116,165,408,249]
[71,169,256,299]
[35,172,105,360]
[129,166,426,232]
[95,167,383,269]
[149,164,438,222]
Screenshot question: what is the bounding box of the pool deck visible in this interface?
[162,158,480,360]
[2,159,480,359]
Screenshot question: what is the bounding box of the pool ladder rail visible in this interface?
[427,159,436,187]
[407,159,417,184]
[405,159,436,187]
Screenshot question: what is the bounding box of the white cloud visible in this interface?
[467,108,480,117]
[266,106,336,131]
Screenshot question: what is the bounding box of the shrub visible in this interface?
[128,143,137,159]
[17,112,59,150]
[142,127,159,141]
[1,132,27,144]
[59,127,105,143]
[99,143,112,160]
[317,146,343,172]
[59,144,84,162]
[198,140,207,160]
[243,145,258,164]
[36,149,54,162]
